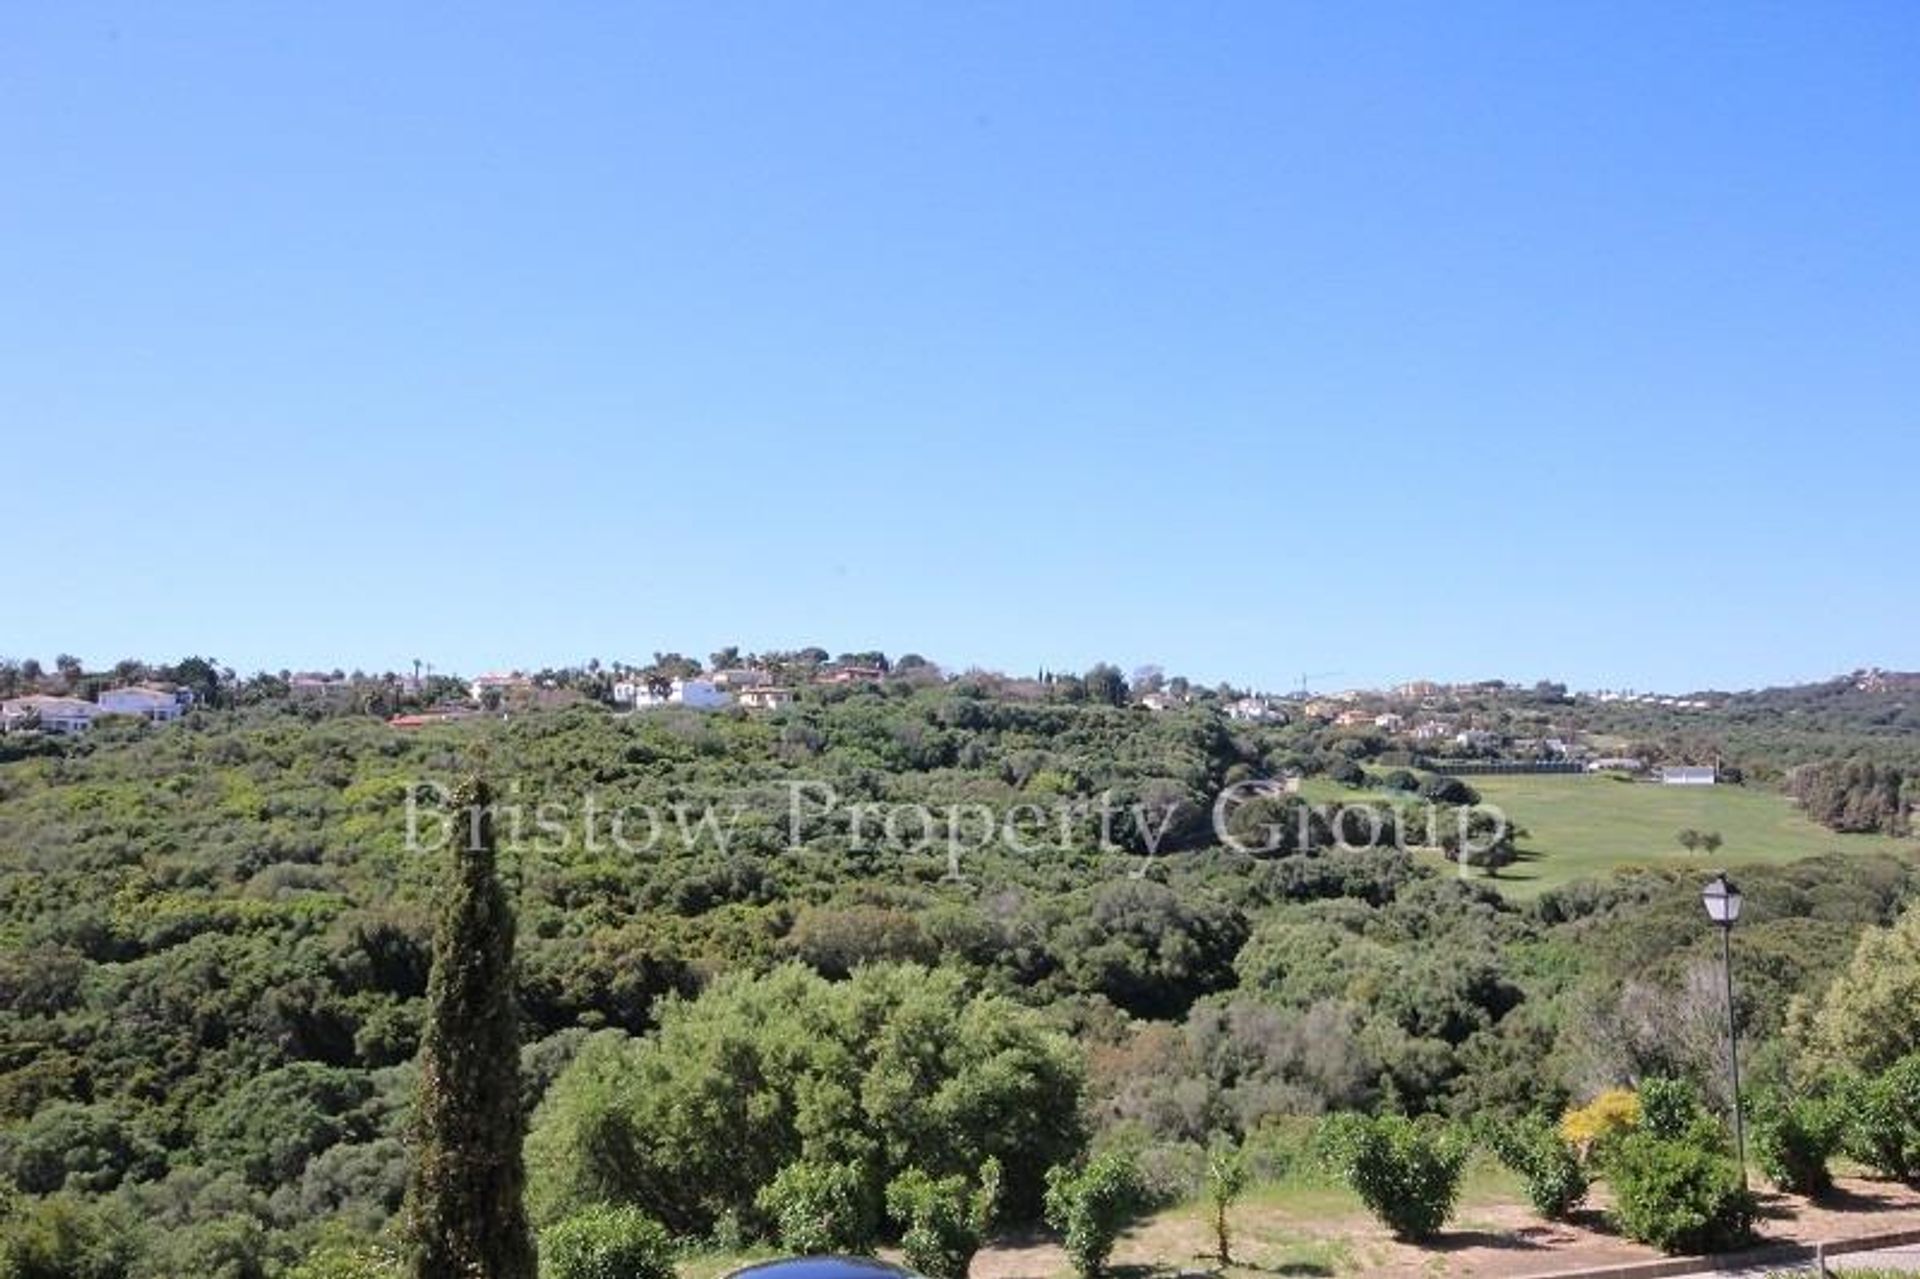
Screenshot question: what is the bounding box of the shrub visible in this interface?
[540,1205,675,1279]
[1317,1114,1469,1242]
[1042,1152,1146,1279]
[1605,1133,1754,1255]
[756,1160,876,1255]
[1838,1054,1920,1180]
[1637,1077,1709,1143]
[1484,1118,1588,1221]
[1560,1088,1640,1157]
[525,964,1083,1235]
[0,1192,137,1279]
[885,1159,1000,1279]
[1750,1094,1844,1195]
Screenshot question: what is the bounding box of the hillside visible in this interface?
[0,687,1916,1275]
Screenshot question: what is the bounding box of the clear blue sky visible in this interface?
[5,3,1915,693]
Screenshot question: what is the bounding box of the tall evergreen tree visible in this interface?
[404,777,537,1279]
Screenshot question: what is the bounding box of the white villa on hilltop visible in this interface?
[612,677,731,710]
[99,685,189,722]
[1,696,101,734]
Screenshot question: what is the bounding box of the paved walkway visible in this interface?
[1701,1241,1920,1276]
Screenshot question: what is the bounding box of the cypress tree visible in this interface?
[404,776,537,1279]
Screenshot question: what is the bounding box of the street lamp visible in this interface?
[1701,872,1747,1188]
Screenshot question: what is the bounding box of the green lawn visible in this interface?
[1293,772,1914,897]
[1461,774,1915,896]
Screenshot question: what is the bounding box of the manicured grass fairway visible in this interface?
[1463,774,1914,897]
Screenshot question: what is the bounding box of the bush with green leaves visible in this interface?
[539,1205,675,1279]
[1483,1118,1587,1221]
[1317,1114,1469,1242]
[1750,1094,1843,1195]
[0,1191,138,1279]
[0,1102,164,1195]
[1637,1077,1710,1143]
[756,1160,876,1256]
[526,964,1083,1236]
[1042,1153,1146,1279]
[884,1158,1000,1279]
[1837,1053,1920,1180]
[1604,1132,1754,1255]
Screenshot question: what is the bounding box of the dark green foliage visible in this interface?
[1052,881,1247,1019]
[198,1063,375,1188]
[1604,1133,1755,1254]
[885,1159,1000,1279]
[539,1205,674,1279]
[1750,1093,1843,1195]
[1316,1114,1469,1241]
[0,1102,163,1195]
[1417,775,1479,806]
[756,1160,877,1255]
[1083,665,1129,709]
[1483,1118,1587,1220]
[1788,760,1910,836]
[1325,759,1366,787]
[1042,1152,1146,1279]
[401,778,536,1279]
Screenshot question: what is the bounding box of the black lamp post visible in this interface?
[1701,872,1747,1188]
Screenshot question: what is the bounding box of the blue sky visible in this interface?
[4,3,1915,693]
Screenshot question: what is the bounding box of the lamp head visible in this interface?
[1702,872,1742,926]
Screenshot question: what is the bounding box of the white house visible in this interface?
[1226,697,1285,723]
[99,685,187,722]
[737,685,796,710]
[1373,712,1405,731]
[617,678,731,710]
[1659,765,1717,786]
[1,696,100,734]
[469,673,531,703]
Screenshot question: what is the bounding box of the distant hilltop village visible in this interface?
[7,652,1911,783]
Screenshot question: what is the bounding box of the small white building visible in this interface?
[738,685,796,710]
[99,685,187,722]
[1,696,100,734]
[1659,765,1717,786]
[1226,697,1285,723]
[1373,712,1405,731]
